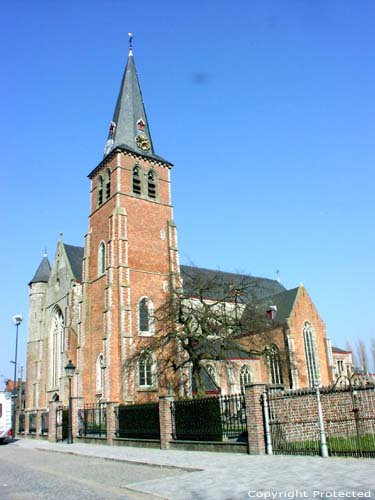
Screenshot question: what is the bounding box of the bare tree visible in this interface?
[370,337,375,373]
[125,268,281,397]
[356,338,369,373]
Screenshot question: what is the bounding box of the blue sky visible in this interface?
[1,0,375,385]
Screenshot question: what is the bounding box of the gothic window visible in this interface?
[303,322,320,386]
[97,176,104,206]
[96,353,104,393]
[266,344,283,385]
[240,365,253,393]
[132,166,141,195]
[138,353,154,387]
[105,169,111,200]
[98,242,106,276]
[147,170,157,199]
[138,297,153,334]
[51,308,64,388]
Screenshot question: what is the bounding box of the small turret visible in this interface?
[28,254,51,286]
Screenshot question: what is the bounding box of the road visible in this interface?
[0,444,187,499]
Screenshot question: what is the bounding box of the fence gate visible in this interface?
[56,406,68,442]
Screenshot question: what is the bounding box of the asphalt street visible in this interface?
[0,444,187,499]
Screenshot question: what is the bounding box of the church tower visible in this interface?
[81,40,180,404]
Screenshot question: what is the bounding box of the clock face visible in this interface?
[135,134,151,151]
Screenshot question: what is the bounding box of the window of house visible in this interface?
[138,353,154,387]
[98,242,106,276]
[51,308,64,387]
[97,176,104,206]
[132,166,141,195]
[105,169,111,200]
[240,365,253,393]
[138,297,153,334]
[96,353,104,393]
[303,322,320,386]
[337,360,344,374]
[147,170,157,199]
[266,344,283,385]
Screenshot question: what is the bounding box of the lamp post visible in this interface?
[64,360,76,444]
[11,314,23,439]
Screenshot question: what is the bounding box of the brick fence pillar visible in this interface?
[24,410,30,435]
[48,401,59,442]
[159,396,174,450]
[245,384,267,455]
[106,402,117,445]
[71,397,84,440]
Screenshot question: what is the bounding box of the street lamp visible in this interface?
[64,359,76,444]
[12,314,23,439]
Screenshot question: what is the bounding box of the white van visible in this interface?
[0,392,12,442]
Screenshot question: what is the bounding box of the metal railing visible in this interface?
[41,412,49,435]
[172,393,247,442]
[18,413,25,433]
[78,403,107,438]
[28,413,37,434]
[115,403,160,439]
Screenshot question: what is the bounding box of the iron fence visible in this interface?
[78,403,107,438]
[267,377,375,458]
[28,413,37,434]
[321,381,375,458]
[18,413,25,433]
[115,403,160,439]
[41,412,49,435]
[172,393,247,442]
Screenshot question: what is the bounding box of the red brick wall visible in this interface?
[82,150,178,404]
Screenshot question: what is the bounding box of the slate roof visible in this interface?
[180,265,286,301]
[63,244,84,282]
[257,287,300,323]
[332,346,352,354]
[29,255,51,285]
[102,47,170,165]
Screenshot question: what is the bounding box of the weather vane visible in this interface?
[128,32,133,50]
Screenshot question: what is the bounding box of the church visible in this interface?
[25,42,336,412]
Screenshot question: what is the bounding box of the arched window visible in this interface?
[147,170,157,199]
[96,353,104,393]
[97,176,104,206]
[138,297,153,334]
[132,166,141,195]
[98,242,106,276]
[303,322,320,386]
[138,353,154,387]
[240,365,253,393]
[105,169,111,200]
[51,308,64,388]
[266,344,283,385]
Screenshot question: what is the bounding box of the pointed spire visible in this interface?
[103,34,155,159]
[29,254,51,286]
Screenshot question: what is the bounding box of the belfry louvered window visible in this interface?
[139,298,149,332]
[105,169,111,200]
[97,176,104,206]
[303,322,320,386]
[132,166,141,195]
[147,170,156,199]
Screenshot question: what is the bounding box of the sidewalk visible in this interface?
[13,439,375,500]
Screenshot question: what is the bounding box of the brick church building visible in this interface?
[25,43,337,412]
